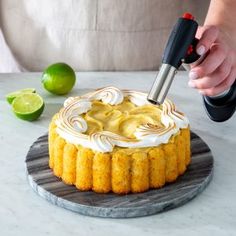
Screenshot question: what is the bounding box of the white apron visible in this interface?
[0,0,209,72]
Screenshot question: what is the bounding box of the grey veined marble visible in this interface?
[25,131,213,218]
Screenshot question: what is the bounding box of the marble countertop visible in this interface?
[0,72,235,236]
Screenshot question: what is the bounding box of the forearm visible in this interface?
[204,0,236,49]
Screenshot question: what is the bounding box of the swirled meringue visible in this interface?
[55,87,189,152]
[82,86,124,105]
[123,90,150,106]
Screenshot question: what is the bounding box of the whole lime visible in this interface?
[41,63,76,95]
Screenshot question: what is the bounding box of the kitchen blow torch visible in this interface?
[147,13,236,122]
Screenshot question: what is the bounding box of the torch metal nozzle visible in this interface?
[147,64,177,105]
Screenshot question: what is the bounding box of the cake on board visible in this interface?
[48,87,191,194]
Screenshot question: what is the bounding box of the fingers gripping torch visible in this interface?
[147,13,236,122]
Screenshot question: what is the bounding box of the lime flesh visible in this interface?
[12,93,44,121]
[6,88,36,104]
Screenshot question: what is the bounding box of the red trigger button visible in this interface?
[187,45,194,55]
[182,13,194,20]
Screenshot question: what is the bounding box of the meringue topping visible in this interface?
[55,87,189,152]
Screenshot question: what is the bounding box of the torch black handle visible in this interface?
[162,16,198,68]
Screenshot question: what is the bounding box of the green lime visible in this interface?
[6,88,36,104]
[41,62,76,95]
[12,93,44,121]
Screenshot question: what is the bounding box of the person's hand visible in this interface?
[188,25,236,96]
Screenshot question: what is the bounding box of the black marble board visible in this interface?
[25,132,213,218]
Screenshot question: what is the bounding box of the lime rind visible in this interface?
[12,93,44,121]
[6,88,36,104]
[42,62,76,95]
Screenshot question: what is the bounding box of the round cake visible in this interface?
[48,87,191,194]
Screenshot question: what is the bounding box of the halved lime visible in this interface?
[6,88,36,104]
[12,93,44,121]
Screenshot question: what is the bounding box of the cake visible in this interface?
[48,87,191,194]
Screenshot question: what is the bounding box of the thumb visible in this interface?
[196,25,219,55]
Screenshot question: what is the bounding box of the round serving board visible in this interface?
[26,131,213,218]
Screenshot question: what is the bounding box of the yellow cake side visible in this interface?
[163,141,178,183]
[62,143,77,184]
[93,152,111,193]
[131,152,149,193]
[76,147,94,191]
[49,123,191,194]
[182,126,191,166]
[53,136,66,178]
[176,130,187,175]
[48,117,58,169]
[148,146,166,188]
[111,150,131,194]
